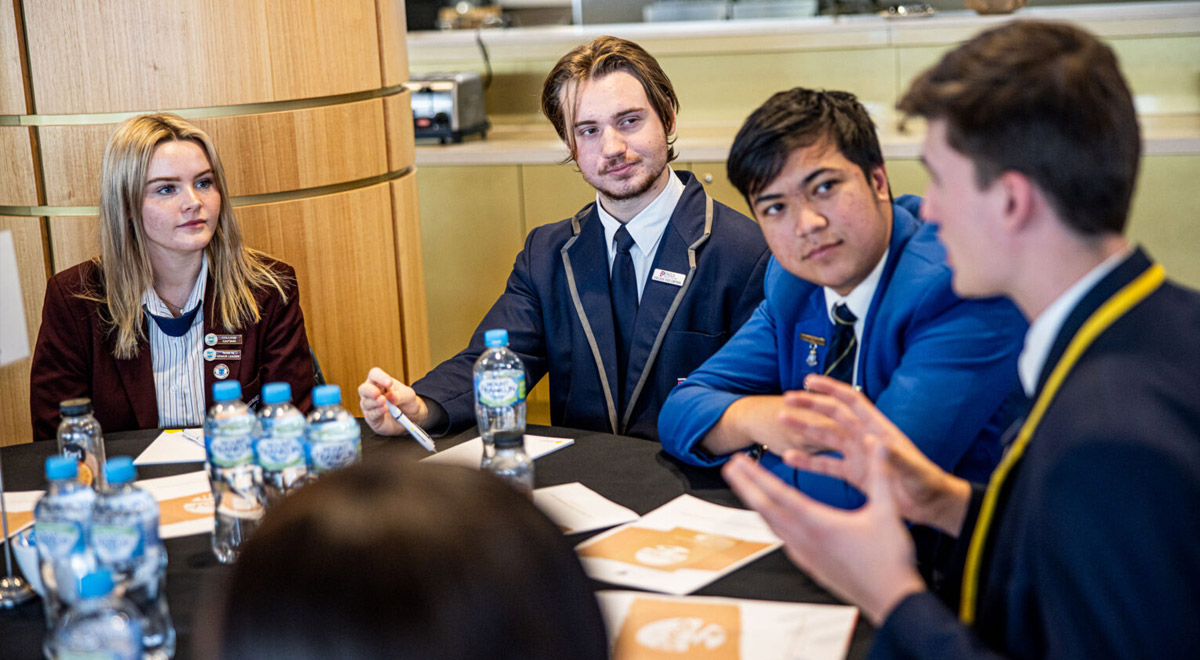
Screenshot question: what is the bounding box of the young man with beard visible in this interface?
[360,36,770,441]
[723,21,1200,659]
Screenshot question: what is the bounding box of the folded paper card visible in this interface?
[1,491,42,541]
[134,428,206,465]
[133,471,214,538]
[421,434,573,469]
[532,482,639,535]
[576,494,781,596]
[597,590,858,660]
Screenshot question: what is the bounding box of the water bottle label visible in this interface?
[255,436,305,470]
[59,651,126,660]
[306,439,361,473]
[475,369,526,407]
[261,415,305,438]
[307,417,360,442]
[34,520,85,557]
[91,523,144,563]
[208,434,254,467]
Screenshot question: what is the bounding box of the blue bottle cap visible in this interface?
[59,398,93,417]
[312,384,341,407]
[484,329,509,347]
[78,570,115,599]
[261,382,292,405]
[45,455,78,481]
[104,456,136,484]
[213,380,242,402]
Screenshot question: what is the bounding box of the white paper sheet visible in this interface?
[1,490,43,541]
[134,428,206,465]
[5,472,215,544]
[532,482,639,535]
[421,434,574,469]
[133,471,214,538]
[575,494,782,596]
[596,590,858,660]
[0,230,31,367]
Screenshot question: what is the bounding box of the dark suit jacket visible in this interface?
[30,258,314,441]
[412,170,772,440]
[871,248,1200,659]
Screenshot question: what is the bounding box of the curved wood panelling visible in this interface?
[236,184,407,416]
[390,172,430,378]
[379,0,412,88]
[23,0,385,114]
[0,216,49,448]
[47,216,98,276]
[36,96,403,206]
[0,5,28,114]
[0,124,45,447]
[2,0,422,444]
[384,93,417,173]
[0,127,37,205]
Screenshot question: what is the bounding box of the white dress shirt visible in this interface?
[596,168,686,302]
[822,251,888,387]
[1017,246,1133,397]
[142,253,208,428]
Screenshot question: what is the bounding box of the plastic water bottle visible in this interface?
[57,398,106,490]
[486,430,534,495]
[254,382,308,506]
[92,457,176,659]
[473,329,527,470]
[34,456,97,646]
[204,381,264,564]
[50,569,143,660]
[304,385,361,475]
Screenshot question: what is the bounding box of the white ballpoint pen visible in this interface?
[387,401,437,453]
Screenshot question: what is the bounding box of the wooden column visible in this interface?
[0,0,427,446]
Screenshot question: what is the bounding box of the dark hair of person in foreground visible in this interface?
[205,456,609,660]
[898,19,1139,237]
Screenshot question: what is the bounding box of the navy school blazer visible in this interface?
[412,170,772,440]
[873,249,1200,660]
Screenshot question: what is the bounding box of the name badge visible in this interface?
[204,348,242,362]
[204,333,242,346]
[651,268,686,287]
[800,333,825,368]
[799,333,826,346]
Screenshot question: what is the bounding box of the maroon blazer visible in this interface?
[30,258,314,442]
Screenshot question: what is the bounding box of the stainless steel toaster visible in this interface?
[409,72,489,144]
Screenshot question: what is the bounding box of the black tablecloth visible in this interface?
[1,424,872,659]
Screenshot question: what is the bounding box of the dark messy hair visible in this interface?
[727,88,885,204]
[208,455,609,660]
[898,20,1140,236]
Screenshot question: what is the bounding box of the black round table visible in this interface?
[1,424,872,659]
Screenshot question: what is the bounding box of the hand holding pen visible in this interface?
[358,367,436,452]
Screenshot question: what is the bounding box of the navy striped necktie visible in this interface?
[824,303,857,384]
[611,225,638,406]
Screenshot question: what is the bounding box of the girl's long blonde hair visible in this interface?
[92,113,289,359]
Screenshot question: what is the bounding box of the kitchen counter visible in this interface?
[415,113,1200,166]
